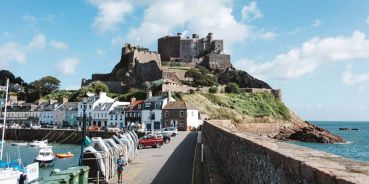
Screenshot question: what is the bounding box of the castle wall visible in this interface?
[202,53,231,71]
[92,73,112,81]
[158,36,181,61]
[204,120,369,184]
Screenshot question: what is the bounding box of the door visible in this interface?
[154,121,161,130]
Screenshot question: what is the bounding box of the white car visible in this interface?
[158,127,178,137]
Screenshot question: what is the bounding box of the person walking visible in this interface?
[117,155,126,184]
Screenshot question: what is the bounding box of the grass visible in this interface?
[182,92,290,123]
[202,93,290,119]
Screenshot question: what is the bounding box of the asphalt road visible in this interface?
[119,131,197,184]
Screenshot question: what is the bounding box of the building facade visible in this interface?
[162,101,199,131]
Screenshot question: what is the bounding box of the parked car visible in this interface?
[155,133,171,144]
[158,127,178,137]
[138,134,163,149]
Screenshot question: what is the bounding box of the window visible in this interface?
[155,102,162,109]
[133,113,136,117]
[165,120,169,127]
[145,103,151,108]
[115,115,118,120]
[110,115,113,120]
[165,111,169,117]
[89,105,92,109]
[138,104,141,109]
[150,113,155,120]
[120,115,123,120]
[138,113,141,117]
[180,111,184,117]
[125,113,128,117]
[180,121,184,127]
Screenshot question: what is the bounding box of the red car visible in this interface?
[138,134,164,149]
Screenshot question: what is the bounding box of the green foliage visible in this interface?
[44,90,76,100]
[29,76,61,97]
[184,68,218,87]
[87,81,109,94]
[209,86,218,94]
[117,89,147,101]
[189,89,195,94]
[151,79,164,88]
[225,82,240,94]
[202,93,290,119]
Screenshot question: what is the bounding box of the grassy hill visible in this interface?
[182,92,290,123]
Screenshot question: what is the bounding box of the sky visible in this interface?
[0,0,369,121]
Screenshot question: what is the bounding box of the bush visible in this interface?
[173,92,183,100]
[208,86,218,94]
[225,82,240,94]
[189,89,195,94]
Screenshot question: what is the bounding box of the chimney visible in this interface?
[130,97,136,104]
[177,32,182,37]
[167,91,172,103]
[99,92,107,99]
[146,90,152,99]
[62,97,69,104]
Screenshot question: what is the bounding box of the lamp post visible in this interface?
[79,92,89,166]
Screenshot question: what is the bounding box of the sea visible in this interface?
[2,142,80,178]
[292,121,369,163]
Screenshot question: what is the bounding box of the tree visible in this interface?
[225,82,240,94]
[29,76,61,97]
[185,68,218,87]
[209,86,218,94]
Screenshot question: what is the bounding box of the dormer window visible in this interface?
[145,103,151,108]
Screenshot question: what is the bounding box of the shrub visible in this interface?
[225,82,240,94]
[189,89,195,94]
[173,92,183,100]
[209,86,218,94]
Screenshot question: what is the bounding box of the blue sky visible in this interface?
[1,0,369,121]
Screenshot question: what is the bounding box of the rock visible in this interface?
[339,128,350,131]
[218,69,272,89]
[351,128,358,131]
[274,122,345,143]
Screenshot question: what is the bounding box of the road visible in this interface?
[115,131,197,184]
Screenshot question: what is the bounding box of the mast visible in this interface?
[0,78,9,161]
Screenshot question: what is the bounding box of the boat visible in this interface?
[34,146,54,167]
[55,152,74,159]
[30,140,48,147]
[11,142,28,146]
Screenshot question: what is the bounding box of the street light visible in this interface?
[79,92,89,166]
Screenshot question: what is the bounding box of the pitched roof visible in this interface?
[145,96,167,102]
[163,101,198,110]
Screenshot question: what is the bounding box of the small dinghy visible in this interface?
[55,152,74,159]
[34,146,54,167]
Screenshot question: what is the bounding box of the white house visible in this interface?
[77,92,129,127]
[107,105,125,128]
[141,91,175,131]
[39,102,63,125]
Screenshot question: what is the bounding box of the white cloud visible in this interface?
[0,42,26,69]
[312,19,321,27]
[28,33,46,50]
[89,0,133,33]
[50,40,68,50]
[56,57,79,75]
[342,65,369,85]
[241,1,263,22]
[126,0,250,49]
[22,15,37,24]
[2,32,13,38]
[235,31,369,80]
[111,35,124,46]
[258,31,276,40]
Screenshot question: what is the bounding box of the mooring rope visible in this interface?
[59,131,77,144]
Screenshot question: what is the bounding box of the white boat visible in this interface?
[29,140,48,147]
[34,146,54,167]
[0,169,21,184]
[11,142,28,146]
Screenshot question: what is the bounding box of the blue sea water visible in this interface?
[292,121,369,163]
[2,142,80,178]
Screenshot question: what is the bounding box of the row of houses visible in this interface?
[0,91,200,131]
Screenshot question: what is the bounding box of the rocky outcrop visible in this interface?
[274,121,345,143]
[218,69,272,89]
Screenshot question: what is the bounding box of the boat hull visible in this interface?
[34,159,54,167]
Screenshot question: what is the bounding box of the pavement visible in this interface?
[110,131,197,184]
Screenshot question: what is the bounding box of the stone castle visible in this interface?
[82,32,276,98]
[158,33,231,71]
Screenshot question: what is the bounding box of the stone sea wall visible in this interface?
[5,129,117,144]
[204,120,369,184]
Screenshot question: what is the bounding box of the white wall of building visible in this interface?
[186,109,199,128]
